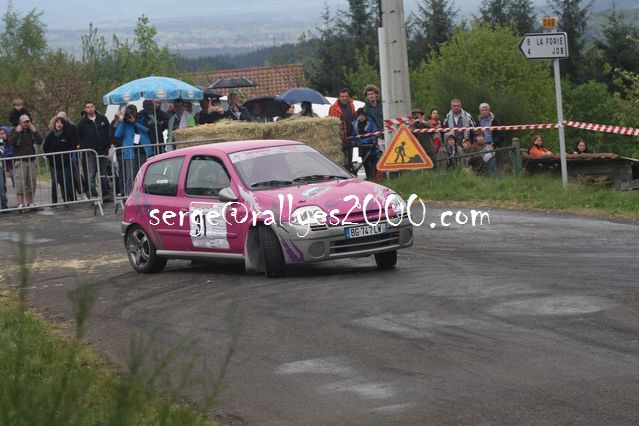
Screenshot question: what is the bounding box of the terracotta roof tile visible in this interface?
[181,64,306,98]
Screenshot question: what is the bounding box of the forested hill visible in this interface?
[176,2,639,73]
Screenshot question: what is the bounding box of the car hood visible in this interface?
[237,178,397,220]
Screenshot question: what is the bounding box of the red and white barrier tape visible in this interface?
[350,120,639,140]
[410,123,559,134]
[348,130,387,140]
[384,117,413,127]
[350,123,557,140]
[564,121,639,136]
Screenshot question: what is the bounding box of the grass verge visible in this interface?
[383,170,639,219]
[0,293,217,426]
[0,236,221,426]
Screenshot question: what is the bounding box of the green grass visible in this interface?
[383,169,639,219]
[0,296,217,426]
[0,237,221,426]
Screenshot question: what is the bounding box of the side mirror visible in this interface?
[218,187,238,202]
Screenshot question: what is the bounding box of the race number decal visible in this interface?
[189,202,230,249]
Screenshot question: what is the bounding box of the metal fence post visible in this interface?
[512,138,522,177]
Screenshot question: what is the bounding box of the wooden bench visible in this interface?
[521,152,639,190]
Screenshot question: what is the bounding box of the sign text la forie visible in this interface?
[518,32,569,60]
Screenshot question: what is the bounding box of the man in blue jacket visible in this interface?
[114,105,151,196]
[351,108,380,180]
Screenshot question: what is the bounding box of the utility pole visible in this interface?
[379,0,412,138]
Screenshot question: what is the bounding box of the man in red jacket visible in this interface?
[329,88,356,172]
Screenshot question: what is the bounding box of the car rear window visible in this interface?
[143,156,184,196]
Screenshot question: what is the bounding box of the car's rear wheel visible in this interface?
[258,225,286,278]
[126,225,167,274]
[375,250,397,270]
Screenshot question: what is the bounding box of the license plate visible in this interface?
[345,223,387,239]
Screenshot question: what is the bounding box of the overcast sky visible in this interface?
[11,0,469,29]
[9,0,639,30]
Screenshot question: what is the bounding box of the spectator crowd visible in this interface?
[0,88,591,212]
[329,86,504,178]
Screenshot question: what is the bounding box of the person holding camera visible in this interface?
[8,114,42,209]
[197,98,226,124]
[114,105,151,195]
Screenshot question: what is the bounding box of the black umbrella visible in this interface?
[207,77,256,89]
[243,96,289,118]
[197,86,223,99]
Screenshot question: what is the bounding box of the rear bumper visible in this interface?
[272,218,413,264]
[121,221,132,245]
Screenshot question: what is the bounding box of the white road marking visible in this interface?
[372,403,416,413]
[0,231,54,244]
[490,296,618,316]
[319,379,395,400]
[352,311,489,339]
[275,357,399,401]
[275,357,355,376]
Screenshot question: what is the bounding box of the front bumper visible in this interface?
[272,217,413,264]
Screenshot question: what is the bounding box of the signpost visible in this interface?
[518,33,568,60]
[519,26,569,190]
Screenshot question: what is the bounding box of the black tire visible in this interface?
[258,225,286,278]
[375,250,397,270]
[126,225,167,274]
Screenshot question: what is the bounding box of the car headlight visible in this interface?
[386,193,407,216]
[290,205,327,225]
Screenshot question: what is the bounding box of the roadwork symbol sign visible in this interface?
[376,125,433,171]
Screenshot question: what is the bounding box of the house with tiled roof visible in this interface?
[181,64,306,98]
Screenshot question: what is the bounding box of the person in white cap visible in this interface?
[8,114,42,208]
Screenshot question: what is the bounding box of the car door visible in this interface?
[141,155,189,252]
[179,154,245,255]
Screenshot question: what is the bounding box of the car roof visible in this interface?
[151,139,306,162]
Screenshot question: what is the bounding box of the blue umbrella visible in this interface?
[103,76,203,151]
[276,87,330,105]
[103,76,203,105]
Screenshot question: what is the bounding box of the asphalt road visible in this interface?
[1,204,638,425]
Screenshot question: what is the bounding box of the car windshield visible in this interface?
[229,145,352,189]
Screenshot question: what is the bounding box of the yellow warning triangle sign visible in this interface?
[376,125,434,171]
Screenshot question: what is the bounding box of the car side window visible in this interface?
[185,155,231,198]
[142,156,184,196]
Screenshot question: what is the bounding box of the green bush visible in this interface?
[411,25,556,141]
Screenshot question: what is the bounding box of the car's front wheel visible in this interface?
[258,225,286,278]
[126,225,167,274]
[375,250,397,270]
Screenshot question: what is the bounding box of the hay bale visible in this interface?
[172,117,344,163]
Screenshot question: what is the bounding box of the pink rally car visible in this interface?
[121,140,414,277]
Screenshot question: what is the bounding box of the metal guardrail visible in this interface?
[0,148,104,215]
[109,139,226,213]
